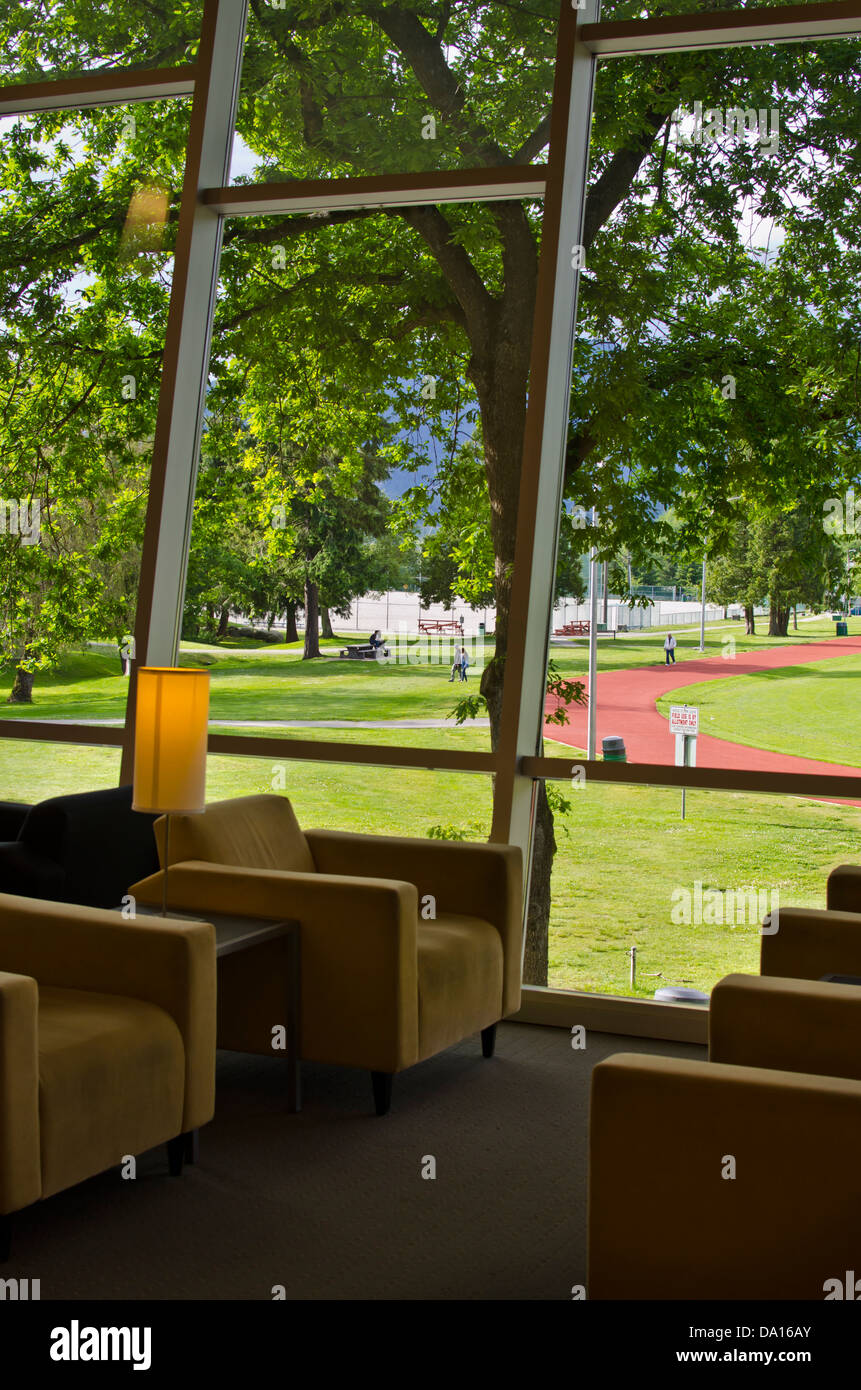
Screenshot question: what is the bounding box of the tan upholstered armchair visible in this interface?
[0,893,216,1259]
[129,794,523,1114]
[588,971,861,1298]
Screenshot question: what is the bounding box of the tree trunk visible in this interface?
[303,580,321,659]
[792,605,798,630]
[321,606,334,640]
[8,665,34,703]
[768,602,790,637]
[284,601,299,644]
[744,605,756,635]
[217,606,230,639]
[522,781,556,984]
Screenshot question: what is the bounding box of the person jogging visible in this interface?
[664,632,677,665]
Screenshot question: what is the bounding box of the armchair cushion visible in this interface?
[417,914,503,1060]
[0,893,216,1133]
[37,986,184,1198]
[156,793,315,875]
[306,828,522,1017]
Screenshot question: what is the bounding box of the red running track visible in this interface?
[545,633,861,778]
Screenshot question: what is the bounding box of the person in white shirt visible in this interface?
[664,632,677,665]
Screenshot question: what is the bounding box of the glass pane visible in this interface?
[0,738,121,800]
[0,1,202,84]
[541,776,852,996]
[552,35,861,778]
[0,99,189,722]
[206,753,492,840]
[182,198,542,751]
[231,0,557,181]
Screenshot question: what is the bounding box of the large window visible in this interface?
[2,1,859,1031]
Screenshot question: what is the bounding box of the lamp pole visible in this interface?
[698,555,707,651]
[587,511,599,760]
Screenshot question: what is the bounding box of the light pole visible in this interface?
[698,555,707,651]
[587,510,599,760]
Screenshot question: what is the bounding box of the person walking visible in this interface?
[664,631,677,665]
[449,644,462,682]
[459,646,471,682]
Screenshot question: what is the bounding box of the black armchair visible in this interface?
[0,785,159,908]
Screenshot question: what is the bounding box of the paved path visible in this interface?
[545,634,861,778]
[29,717,490,730]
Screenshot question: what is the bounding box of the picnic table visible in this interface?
[552,621,616,639]
[418,619,463,635]
[339,643,390,660]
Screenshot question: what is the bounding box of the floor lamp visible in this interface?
[132,667,210,916]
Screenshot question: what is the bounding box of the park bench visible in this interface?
[418,619,463,634]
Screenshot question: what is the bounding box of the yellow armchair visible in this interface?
[589,970,861,1298]
[588,1052,861,1299]
[0,893,216,1259]
[129,794,522,1114]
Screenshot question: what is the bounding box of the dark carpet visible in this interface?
[8,1023,703,1300]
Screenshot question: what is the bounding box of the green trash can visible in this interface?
[837,621,848,636]
[602,736,627,762]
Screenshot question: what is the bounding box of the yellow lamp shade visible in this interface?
[133,667,210,815]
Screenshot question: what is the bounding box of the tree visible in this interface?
[4,2,861,982]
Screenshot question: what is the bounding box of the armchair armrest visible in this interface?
[0,894,216,1132]
[761,905,861,980]
[129,861,420,1071]
[0,972,41,1216]
[710,972,861,1081]
[827,864,861,913]
[589,1053,861,1299]
[305,830,523,1016]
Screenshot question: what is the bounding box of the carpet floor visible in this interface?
[8,1023,703,1301]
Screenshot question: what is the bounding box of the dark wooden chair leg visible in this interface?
[182,1128,200,1165]
[481,1023,498,1058]
[167,1135,185,1176]
[0,1214,11,1262]
[371,1071,393,1116]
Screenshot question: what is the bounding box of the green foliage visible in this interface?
[426,822,487,841]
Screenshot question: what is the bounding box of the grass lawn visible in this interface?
[544,762,861,997]
[657,654,861,766]
[2,614,860,1001]
[0,637,492,740]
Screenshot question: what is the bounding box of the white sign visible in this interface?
[669,705,699,736]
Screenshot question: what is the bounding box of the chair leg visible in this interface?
[481,1023,498,1058]
[167,1134,186,1176]
[0,1214,11,1262]
[371,1071,393,1116]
